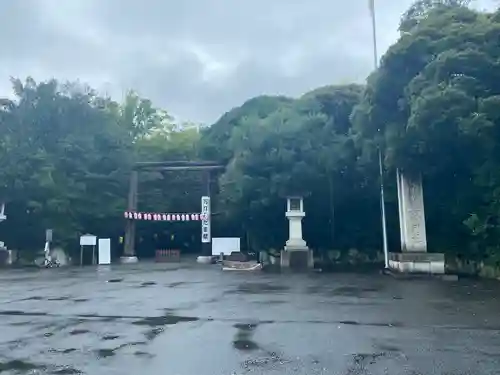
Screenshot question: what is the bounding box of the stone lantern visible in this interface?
[281,196,313,269]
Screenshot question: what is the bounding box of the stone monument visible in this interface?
[280,197,313,270]
[389,171,445,274]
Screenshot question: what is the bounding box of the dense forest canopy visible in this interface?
[1,0,500,264]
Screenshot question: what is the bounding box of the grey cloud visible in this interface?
[1,0,496,123]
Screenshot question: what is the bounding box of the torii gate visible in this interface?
[122,161,224,263]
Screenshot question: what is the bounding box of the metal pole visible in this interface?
[370,0,389,269]
[379,150,389,269]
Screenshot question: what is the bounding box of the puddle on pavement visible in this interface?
[144,327,164,340]
[69,329,90,335]
[203,296,222,303]
[134,350,154,358]
[102,335,120,341]
[130,312,199,341]
[166,280,203,288]
[52,367,83,374]
[0,359,44,372]
[48,296,71,301]
[338,320,403,328]
[253,300,287,305]
[35,319,82,336]
[376,343,402,353]
[229,282,290,295]
[8,320,31,326]
[132,313,199,327]
[95,341,147,358]
[107,278,124,283]
[307,285,381,297]
[0,310,48,316]
[20,296,72,302]
[49,348,77,354]
[96,348,116,358]
[167,281,189,287]
[22,296,44,301]
[232,323,260,351]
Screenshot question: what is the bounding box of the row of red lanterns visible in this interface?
[124,212,208,221]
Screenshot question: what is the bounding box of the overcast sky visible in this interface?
[1,0,496,123]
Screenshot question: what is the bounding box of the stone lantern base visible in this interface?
[280,247,314,270]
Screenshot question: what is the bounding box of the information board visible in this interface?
[212,237,240,256]
[80,234,97,246]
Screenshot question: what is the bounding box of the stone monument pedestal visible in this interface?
[389,252,444,274]
[280,197,313,270]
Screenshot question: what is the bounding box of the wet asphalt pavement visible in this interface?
[0,261,500,375]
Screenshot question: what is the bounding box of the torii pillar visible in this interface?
[122,170,139,263]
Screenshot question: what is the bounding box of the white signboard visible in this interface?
[98,238,111,265]
[201,196,211,243]
[80,234,97,246]
[212,237,240,256]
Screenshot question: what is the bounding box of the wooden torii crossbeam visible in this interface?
[123,161,224,261]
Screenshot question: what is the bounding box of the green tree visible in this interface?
[0,78,133,251]
[353,1,500,259]
[210,85,379,253]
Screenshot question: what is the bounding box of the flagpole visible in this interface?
[369,0,389,269]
